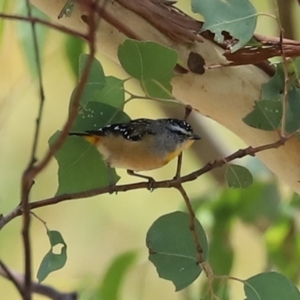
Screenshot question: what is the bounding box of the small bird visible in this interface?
[69,118,201,181]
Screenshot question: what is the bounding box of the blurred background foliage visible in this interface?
[1,0,300,299]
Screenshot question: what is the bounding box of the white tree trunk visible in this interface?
[31,0,300,194]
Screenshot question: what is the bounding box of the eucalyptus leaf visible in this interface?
[17,3,49,77]
[97,251,137,300]
[118,40,177,98]
[79,53,105,83]
[191,0,257,52]
[37,230,67,283]
[244,272,300,300]
[65,35,85,80]
[96,76,125,109]
[146,211,208,291]
[243,100,282,131]
[225,164,253,189]
[261,64,284,101]
[285,87,300,133]
[50,102,130,195]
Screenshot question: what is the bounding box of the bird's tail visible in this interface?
[69,132,90,137]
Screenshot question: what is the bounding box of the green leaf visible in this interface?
[118,40,177,98]
[37,230,67,283]
[209,221,233,275]
[17,3,49,77]
[244,272,300,300]
[97,251,137,300]
[243,100,282,131]
[236,182,280,228]
[286,58,300,88]
[285,87,300,133]
[71,101,129,132]
[225,164,253,189]
[51,132,112,195]
[47,230,66,247]
[290,193,300,208]
[146,211,208,291]
[72,54,106,107]
[50,102,129,195]
[191,0,257,52]
[65,35,85,80]
[79,53,105,83]
[72,58,124,108]
[203,210,233,300]
[261,64,284,101]
[260,62,300,133]
[96,76,125,109]
[265,217,300,281]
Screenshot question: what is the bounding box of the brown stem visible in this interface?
[176,185,204,261]
[0,261,77,300]
[0,260,24,298]
[0,13,88,40]
[0,133,294,231]
[19,1,101,299]
[21,0,40,296]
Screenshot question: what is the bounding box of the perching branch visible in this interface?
[0,261,77,300]
[0,12,88,39]
[0,131,296,231]
[29,0,300,196]
[0,260,24,298]
[1,1,300,298]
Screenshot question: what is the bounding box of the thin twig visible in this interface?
[0,260,24,298]
[31,0,104,177]
[214,274,261,298]
[176,185,204,262]
[21,1,98,182]
[176,184,214,279]
[1,133,296,230]
[279,28,290,137]
[0,261,77,300]
[0,13,88,40]
[184,105,193,120]
[19,1,100,299]
[30,212,48,228]
[21,0,41,296]
[124,91,184,106]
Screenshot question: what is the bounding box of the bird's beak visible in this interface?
[190,133,201,140]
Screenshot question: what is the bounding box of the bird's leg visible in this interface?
[127,170,156,191]
[106,164,118,194]
[174,153,183,180]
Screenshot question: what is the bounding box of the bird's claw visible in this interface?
[147,178,156,192]
[108,183,118,195]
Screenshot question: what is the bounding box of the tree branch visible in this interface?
[21,0,44,296]
[0,261,77,300]
[0,132,294,231]
[29,0,300,195]
[0,260,24,298]
[18,1,103,299]
[0,13,88,39]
